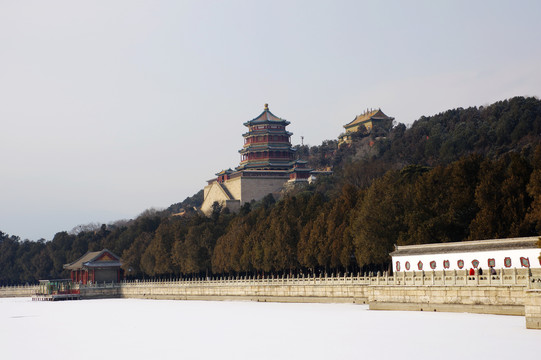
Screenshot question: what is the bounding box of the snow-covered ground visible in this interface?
[1,297,539,360]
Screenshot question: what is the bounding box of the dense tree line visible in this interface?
[212,149,540,275]
[2,147,539,284]
[1,97,540,284]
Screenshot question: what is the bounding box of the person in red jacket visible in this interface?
[469,268,475,276]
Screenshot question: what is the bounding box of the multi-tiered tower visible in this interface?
[237,104,295,171]
[200,104,313,215]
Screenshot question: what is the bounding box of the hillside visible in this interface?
[1,96,540,284]
[297,96,541,191]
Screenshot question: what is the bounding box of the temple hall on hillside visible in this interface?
[338,108,394,146]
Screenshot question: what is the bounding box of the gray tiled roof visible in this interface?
[63,249,121,270]
[390,237,540,256]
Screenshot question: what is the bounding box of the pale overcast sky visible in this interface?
[1,0,540,240]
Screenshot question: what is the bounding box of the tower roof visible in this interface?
[344,108,393,129]
[239,144,295,154]
[244,104,290,126]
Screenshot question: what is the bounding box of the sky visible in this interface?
[2,298,540,359]
[1,0,540,240]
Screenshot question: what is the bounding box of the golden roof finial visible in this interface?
[264,103,269,110]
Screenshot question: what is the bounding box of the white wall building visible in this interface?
[390,237,541,272]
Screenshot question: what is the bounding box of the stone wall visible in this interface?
[201,182,229,214]
[525,290,541,329]
[0,285,38,298]
[368,285,527,315]
[114,280,528,316]
[80,284,120,299]
[240,176,287,203]
[201,175,289,214]
[117,278,370,304]
[69,274,533,317]
[223,176,242,200]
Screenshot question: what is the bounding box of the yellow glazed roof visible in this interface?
[344,109,393,128]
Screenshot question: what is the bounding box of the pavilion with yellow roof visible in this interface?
[338,108,394,146]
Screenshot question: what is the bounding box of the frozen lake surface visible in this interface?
[1,297,539,359]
